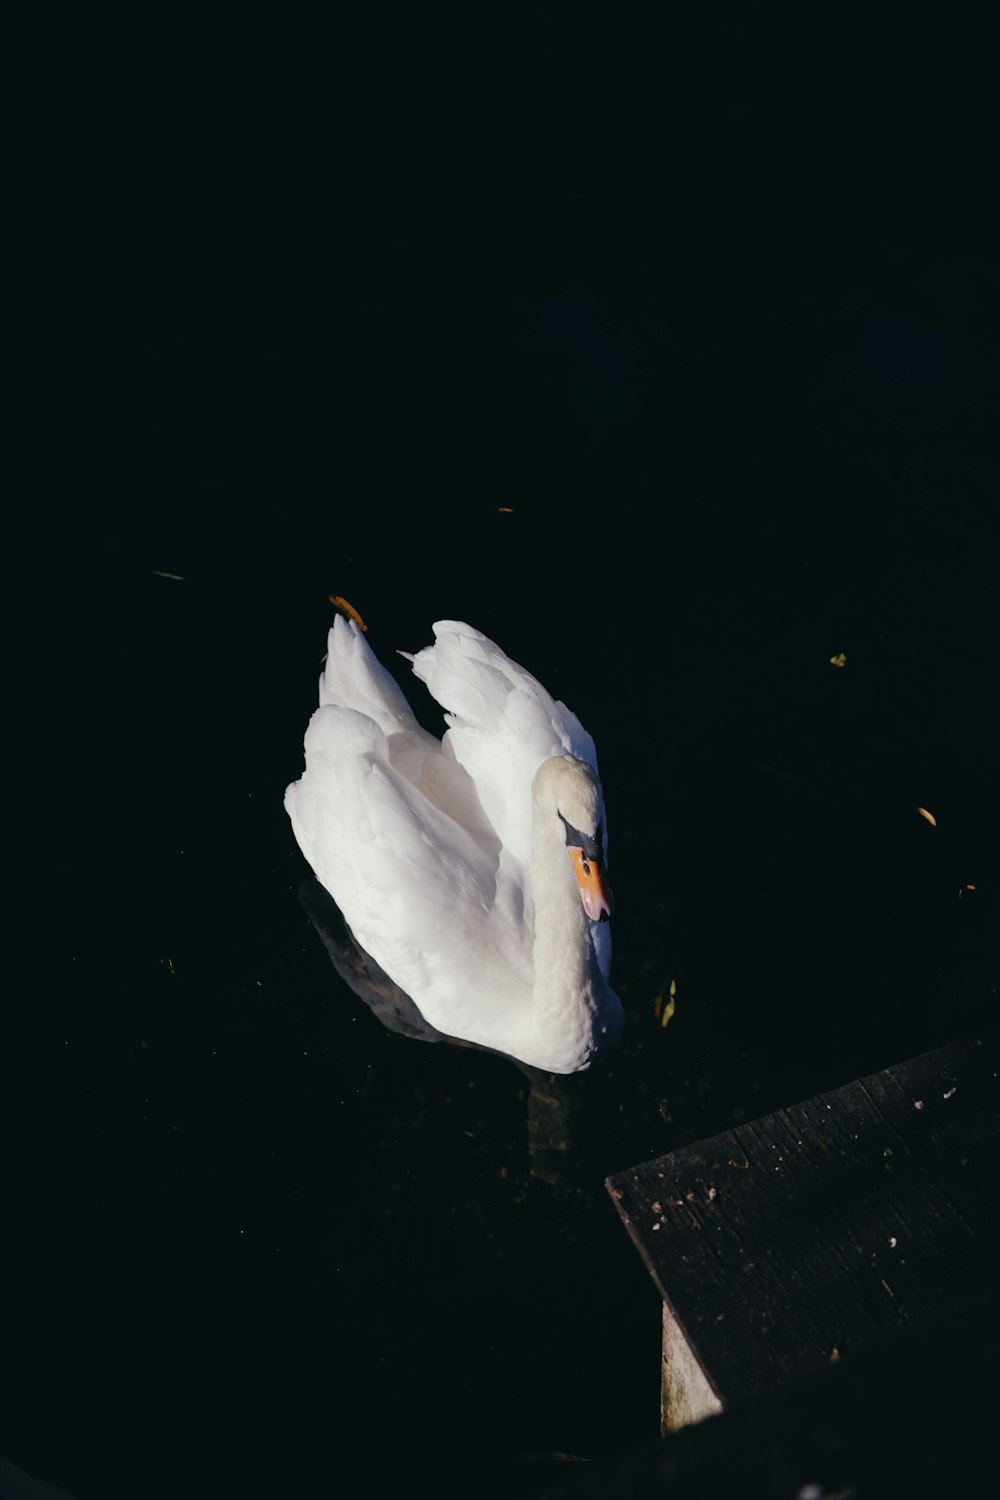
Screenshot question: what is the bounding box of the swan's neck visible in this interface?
[529,801,613,1069]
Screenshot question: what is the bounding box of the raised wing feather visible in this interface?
[319,614,420,735]
[403,621,598,867]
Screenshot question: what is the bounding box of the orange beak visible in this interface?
[568,847,614,923]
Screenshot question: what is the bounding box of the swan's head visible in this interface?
[533,755,614,923]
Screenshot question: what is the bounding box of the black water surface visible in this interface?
[7,18,998,1500]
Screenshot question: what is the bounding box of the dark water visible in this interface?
[8,24,998,1499]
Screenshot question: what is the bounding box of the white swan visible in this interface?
[284,618,623,1074]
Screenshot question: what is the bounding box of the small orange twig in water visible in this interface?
[329,595,368,631]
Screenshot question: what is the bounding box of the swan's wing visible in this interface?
[316,615,498,840]
[285,702,524,1033]
[319,615,422,736]
[402,620,599,867]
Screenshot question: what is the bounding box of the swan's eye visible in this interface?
[581,858,591,877]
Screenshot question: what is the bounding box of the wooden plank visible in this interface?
[606,1033,999,1423]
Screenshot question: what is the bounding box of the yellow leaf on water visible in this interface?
[917,807,937,827]
[829,651,847,668]
[661,982,677,1029]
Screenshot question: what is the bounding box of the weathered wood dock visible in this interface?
[606,1033,999,1434]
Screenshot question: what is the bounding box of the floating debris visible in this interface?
[329,595,368,631]
[656,978,677,1029]
[152,570,186,581]
[829,651,847,668]
[916,806,937,826]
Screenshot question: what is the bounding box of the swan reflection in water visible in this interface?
[297,875,594,1185]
